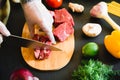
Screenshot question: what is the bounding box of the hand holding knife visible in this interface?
[0,0,57,50]
[4,34,61,51]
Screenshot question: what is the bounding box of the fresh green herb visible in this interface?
[72,59,120,80]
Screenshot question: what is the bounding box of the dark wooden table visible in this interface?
[0,0,120,80]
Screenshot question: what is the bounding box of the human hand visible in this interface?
[21,0,56,44]
[0,21,11,44]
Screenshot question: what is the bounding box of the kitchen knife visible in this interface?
[4,35,61,51]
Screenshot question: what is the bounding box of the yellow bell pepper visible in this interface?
[104,30,120,58]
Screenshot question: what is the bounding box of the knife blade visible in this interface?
[4,35,61,51]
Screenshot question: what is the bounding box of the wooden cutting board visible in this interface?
[21,23,75,71]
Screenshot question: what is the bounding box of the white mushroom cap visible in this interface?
[82,23,102,37]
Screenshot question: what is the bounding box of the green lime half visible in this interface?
[82,42,99,57]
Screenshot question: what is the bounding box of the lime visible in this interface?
[82,42,99,57]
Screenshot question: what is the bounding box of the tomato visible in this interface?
[45,0,63,8]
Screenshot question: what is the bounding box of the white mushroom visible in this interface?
[82,23,102,37]
[90,1,120,30]
[68,2,84,13]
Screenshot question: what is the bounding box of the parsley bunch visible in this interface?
[72,59,120,80]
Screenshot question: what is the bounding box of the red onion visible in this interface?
[10,68,39,80]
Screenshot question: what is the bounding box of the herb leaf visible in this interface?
[72,59,113,80]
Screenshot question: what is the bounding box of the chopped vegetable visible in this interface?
[72,59,120,80]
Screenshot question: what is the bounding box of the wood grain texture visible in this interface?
[21,23,75,71]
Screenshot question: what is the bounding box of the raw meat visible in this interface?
[53,8,75,26]
[33,34,52,60]
[53,22,74,41]
[53,8,74,42]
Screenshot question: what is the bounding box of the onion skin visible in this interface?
[10,68,33,80]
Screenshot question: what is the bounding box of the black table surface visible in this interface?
[0,0,120,80]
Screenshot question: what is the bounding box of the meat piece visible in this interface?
[34,47,51,60]
[33,34,52,60]
[32,34,40,41]
[53,8,74,26]
[68,2,84,13]
[53,22,74,42]
[52,8,75,42]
